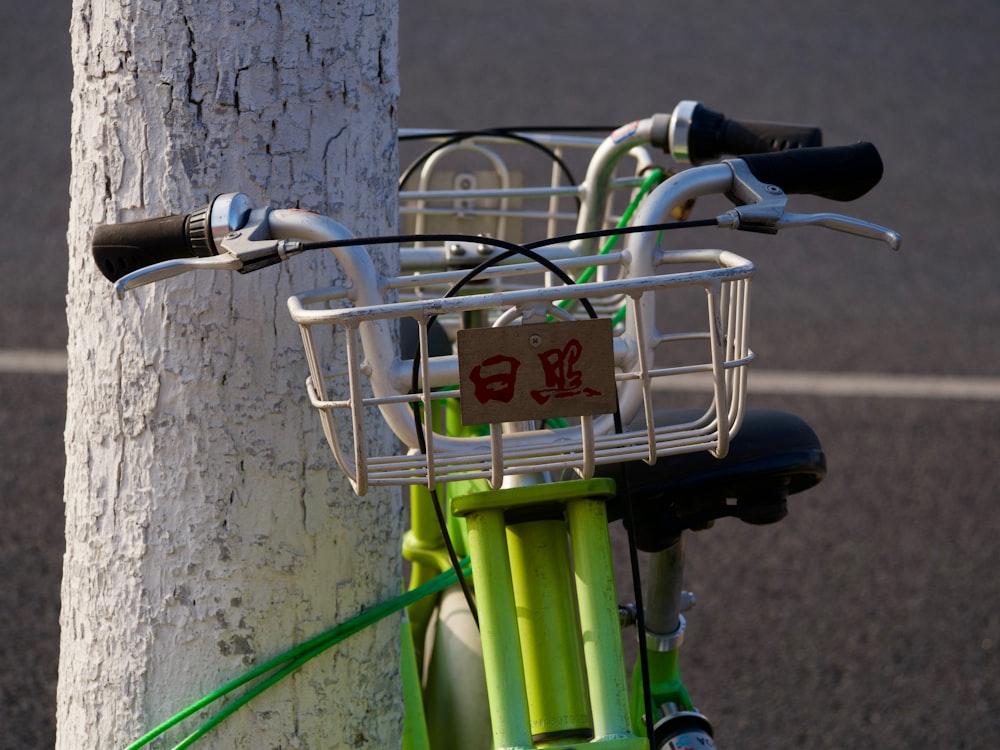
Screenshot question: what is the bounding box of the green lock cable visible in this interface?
[125,557,472,750]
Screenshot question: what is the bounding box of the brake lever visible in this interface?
[715,207,901,250]
[112,240,307,298]
[114,254,243,298]
[775,212,901,250]
[714,160,901,249]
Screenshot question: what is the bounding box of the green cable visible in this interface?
[126,557,472,750]
[557,167,666,313]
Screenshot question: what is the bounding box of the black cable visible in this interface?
[398,129,582,211]
[399,126,619,140]
[597,395,656,747]
[411,440,480,630]
[615,443,657,745]
[297,218,720,258]
[419,245,600,319]
[302,231,532,257]
[402,235,607,631]
[523,217,720,252]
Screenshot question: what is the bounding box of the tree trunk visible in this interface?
[58,1,400,747]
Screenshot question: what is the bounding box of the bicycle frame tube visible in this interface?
[403,398,485,666]
[630,650,694,737]
[506,517,591,740]
[402,615,432,750]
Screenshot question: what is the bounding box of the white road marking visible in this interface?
[654,370,1000,401]
[0,349,69,375]
[2,349,999,401]
[748,371,1000,401]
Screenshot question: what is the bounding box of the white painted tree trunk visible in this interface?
[58,1,400,748]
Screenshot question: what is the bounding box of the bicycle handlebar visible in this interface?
[93,194,255,283]
[93,143,895,287]
[92,149,899,491]
[571,103,823,254]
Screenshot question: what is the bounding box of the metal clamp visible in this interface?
[646,614,687,653]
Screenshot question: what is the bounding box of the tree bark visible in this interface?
[59,1,400,747]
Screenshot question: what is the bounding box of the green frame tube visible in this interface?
[507,518,592,740]
[402,615,431,750]
[463,506,534,748]
[629,648,694,737]
[566,497,636,740]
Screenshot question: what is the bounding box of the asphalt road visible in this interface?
[2,1,998,748]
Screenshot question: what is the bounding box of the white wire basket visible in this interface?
[289,248,754,495]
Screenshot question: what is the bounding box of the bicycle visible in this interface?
[92,107,900,749]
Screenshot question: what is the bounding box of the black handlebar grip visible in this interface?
[92,205,217,282]
[672,102,823,164]
[739,142,884,202]
[716,118,822,159]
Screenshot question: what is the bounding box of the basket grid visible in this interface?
[399,129,655,245]
[290,250,753,494]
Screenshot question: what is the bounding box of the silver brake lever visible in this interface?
[775,212,902,250]
[114,255,243,299]
[717,208,901,250]
[113,237,306,298]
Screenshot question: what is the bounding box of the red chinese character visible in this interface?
[469,354,521,404]
[531,338,601,404]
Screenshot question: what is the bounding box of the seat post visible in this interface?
[644,534,688,640]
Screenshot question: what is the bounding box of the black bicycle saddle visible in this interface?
[599,408,826,551]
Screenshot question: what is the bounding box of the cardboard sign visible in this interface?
[457,319,617,426]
